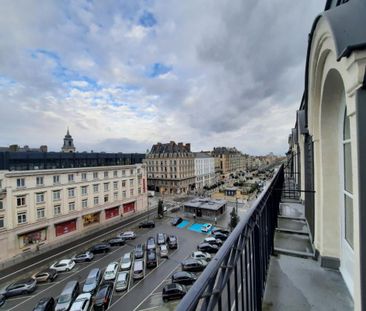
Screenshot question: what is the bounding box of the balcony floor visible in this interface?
[262,254,353,311]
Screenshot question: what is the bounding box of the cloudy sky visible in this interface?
[0,0,324,155]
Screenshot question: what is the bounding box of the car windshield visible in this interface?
[58,294,71,303]
[122,257,130,263]
[85,278,95,285]
[96,287,107,299]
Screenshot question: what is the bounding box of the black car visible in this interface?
[171,271,197,285]
[146,250,157,268]
[89,243,111,254]
[107,237,126,246]
[0,294,5,307]
[157,233,167,245]
[93,282,113,310]
[181,259,208,272]
[139,220,155,228]
[162,283,187,302]
[33,297,55,311]
[134,244,145,259]
[213,232,228,241]
[167,235,178,249]
[212,228,230,236]
[4,278,37,297]
[146,237,156,251]
[171,217,183,226]
[197,243,219,253]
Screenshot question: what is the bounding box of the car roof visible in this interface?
[117,272,128,280]
[87,268,100,276]
[76,293,91,300]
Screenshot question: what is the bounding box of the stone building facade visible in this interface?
[211,147,242,175]
[194,153,215,190]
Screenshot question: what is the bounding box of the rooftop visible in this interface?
[184,198,227,211]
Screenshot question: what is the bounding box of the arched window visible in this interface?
[343,108,353,249]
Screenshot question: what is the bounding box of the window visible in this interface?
[53,175,60,184]
[16,178,25,188]
[94,197,99,205]
[104,171,109,178]
[36,192,45,204]
[93,172,98,179]
[104,183,109,192]
[68,188,75,198]
[37,208,45,219]
[81,186,88,196]
[137,168,141,174]
[122,180,126,187]
[114,192,118,200]
[0,217,4,228]
[113,170,118,177]
[104,195,109,202]
[17,212,27,224]
[93,184,99,193]
[54,205,61,215]
[68,174,74,182]
[36,176,44,186]
[0,200,3,210]
[82,199,88,208]
[130,169,134,175]
[130,189,134,196]
[122,170,126,176]
[53,190,61,201]
[122,191,126,199]
[17,196,26,207]
[69,202,75,211]
[81,173,87,181]
[129,179,134,187]
[113,181,118,190]
[138,187,141,195]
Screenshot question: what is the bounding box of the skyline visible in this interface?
[0,0,324,155]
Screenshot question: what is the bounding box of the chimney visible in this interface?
[40,145,48,152]
[185,143,191,152]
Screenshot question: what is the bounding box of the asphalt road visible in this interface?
[0,215,210,311]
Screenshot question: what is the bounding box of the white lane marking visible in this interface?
[5,245,125,311]
[0,210,155,282]
[137,306,162,311]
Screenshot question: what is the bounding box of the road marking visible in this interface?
[5,245,126,311]
[138,306,162,311]
[0,210,155,282]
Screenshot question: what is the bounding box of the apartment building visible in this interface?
[0,163,147,263]
[211,147,242,175]
[194,153,215,190]
[144,141,195,194]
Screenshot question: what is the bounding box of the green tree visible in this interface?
[158,199,164,218]
[229,207,240,230]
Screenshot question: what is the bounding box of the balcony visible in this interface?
[176,165,353,311]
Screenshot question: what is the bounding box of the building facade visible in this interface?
[287,0,366,308]
[194,153,215,190]
[211,147,242,175]
[0,163,147,264]
[144,141,195,194]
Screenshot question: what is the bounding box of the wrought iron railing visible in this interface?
[176,165,284,311]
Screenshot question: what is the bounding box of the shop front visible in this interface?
[55,219,77,237]
[18,227,47,248]
[105,206,120,220]
[83,212,100,227]
[123,202,135,213]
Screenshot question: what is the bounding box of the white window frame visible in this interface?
[16,178,25,188]
[82,199,88,208]
[17,212,27,224]
[68,202,75,211]
[53,190,61,201]
[37,208,45,219]
[36,192,45,204]
[36,176,44,186]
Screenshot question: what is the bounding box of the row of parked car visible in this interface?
[161,227,231,302]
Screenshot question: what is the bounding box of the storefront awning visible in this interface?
[17,226,48,236]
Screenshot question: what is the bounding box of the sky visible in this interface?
[0,0,325,155]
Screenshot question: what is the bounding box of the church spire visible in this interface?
[61,128,76,153]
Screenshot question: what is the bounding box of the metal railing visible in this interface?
[176,165,284,311]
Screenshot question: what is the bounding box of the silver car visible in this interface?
[160,244,169,258]
[115,272,129,291]
[4,278,37,297]
[120,252,132,271]
[72,251,94,263]
[82,268,101,294]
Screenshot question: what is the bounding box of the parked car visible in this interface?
[93,282,113,311]
[4,278,37,297]
[212,228,230,236]
[191,251,212,262]
[132,260,145,280]
[32,269,58,282]
[134,244,145,259]
[70,293,91,311]
[157,233,167,245]
[115,272,129,292]
[162,283,187,302]
[203,237,223,247]
[50,259,76,272]
[146,236,156,251]
[103,262,119,281]
[139,220,155,228]
[0,294,5,307]
[172,271,197,285]
[55,280,79,311]
[83,268,101,294]
[167,235,178,249]
[72,251,94,263]
[89,243,111,254]
[120,252,133,271]
[107,237,125,246]
[171,217,183,226]
[33,297,55,311]
[146,250,157,268]
[201,223,213,233]
[197,242,219,253]
[118,231,136,240]
[212,232,228,241]
[181,259,208,272]
[160,244,169,258]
